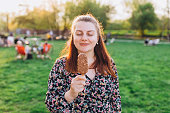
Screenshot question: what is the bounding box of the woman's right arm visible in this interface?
[45,59,72,112]
[65,75,86,103]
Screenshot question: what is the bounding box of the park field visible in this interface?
[104,30,169,37]
[0,40,170,113]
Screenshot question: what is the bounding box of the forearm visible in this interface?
[45,90,72,112]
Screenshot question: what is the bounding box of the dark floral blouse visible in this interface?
[45,57,121,113]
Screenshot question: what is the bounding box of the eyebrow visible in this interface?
[75,30,95,32]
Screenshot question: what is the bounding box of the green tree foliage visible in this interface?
[64,0,113,29]
[0,13,8,32]
[13,7,59,31]
[124,0,148,13]
[106,20,131,30]
[157,16,170,38]
[129,3,158,37]
[158,16,169,31]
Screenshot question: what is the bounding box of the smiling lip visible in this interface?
[80,43,89,46]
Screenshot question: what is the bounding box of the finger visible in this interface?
[71,85,84,93]
[73,77,84,81]
[72,80,86,86]
[74,75,86,81]
[76,85,85,89]
[75,86,84,92]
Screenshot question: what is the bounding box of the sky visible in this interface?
[0,0,169,21]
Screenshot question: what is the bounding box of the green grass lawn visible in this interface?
[0,40,170,113]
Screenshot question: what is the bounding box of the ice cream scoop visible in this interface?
[77,53,88,75]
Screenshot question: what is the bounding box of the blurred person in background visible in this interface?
[15,41,25,60]
[14,36,19,45]
[49,30,54,40]
[0,37,4,47]
[24,41,33,60]
[26,30,31,37]
[42,41,52,60]
[144,38,149,46]
[7,32,14,47]
[37,42,44,59]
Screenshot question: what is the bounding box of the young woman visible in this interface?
[45,14,121,112]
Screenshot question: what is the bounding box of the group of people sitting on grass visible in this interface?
[144,38,160,46]
[0,32,53,60]
[0,33,15,47]
[15,40,52,60]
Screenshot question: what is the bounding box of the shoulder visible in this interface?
[53,57,78,77]
[110,58,118,77]
[110,58,116,69]
[50,57,71,77]
[55,57,67,63]
[53,57,67,68]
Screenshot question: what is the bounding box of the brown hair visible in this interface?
[61,14,116,78]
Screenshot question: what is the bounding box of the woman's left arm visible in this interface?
[110,60,121,112]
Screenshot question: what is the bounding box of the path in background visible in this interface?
[114,39,170,44]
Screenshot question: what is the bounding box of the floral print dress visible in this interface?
[45,57,121,113]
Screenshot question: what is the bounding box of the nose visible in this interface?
[81,34,88,41]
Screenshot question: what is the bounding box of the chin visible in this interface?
[78,49,89,53]
[79,51,87,53]
[78,49,93,54]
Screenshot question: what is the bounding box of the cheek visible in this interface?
[90,36,98,43]
[73,36,79,47]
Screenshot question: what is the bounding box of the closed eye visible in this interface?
[75,31,83,36]
[87,31,94,36]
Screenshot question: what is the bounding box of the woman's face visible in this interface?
[73,21,98,54]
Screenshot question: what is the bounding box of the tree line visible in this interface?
[0,0,169,38]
